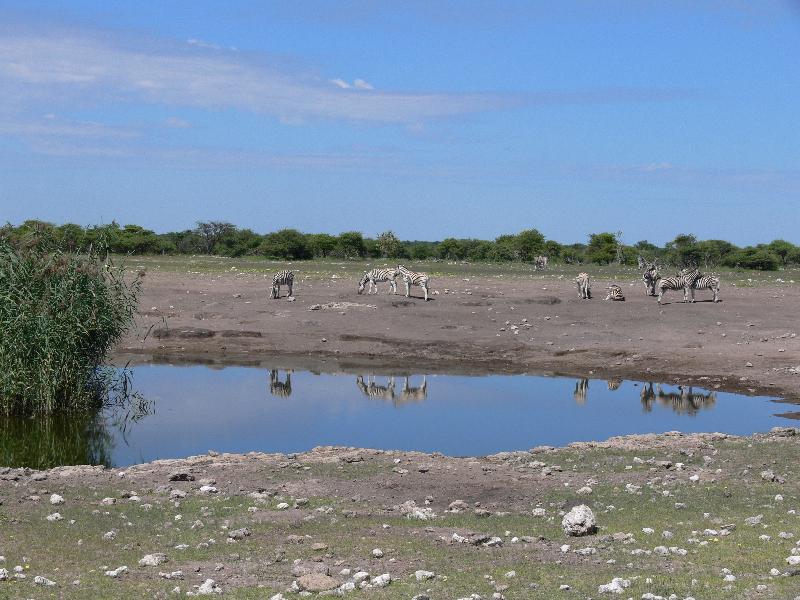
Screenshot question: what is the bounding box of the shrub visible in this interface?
[0,240,140,414]
[723,248,780,271]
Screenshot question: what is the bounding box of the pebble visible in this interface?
[34,575,56,586]
[415,570,435,581]
[104,566,128,578]
[49,494,65,505]
[139,553,168,567]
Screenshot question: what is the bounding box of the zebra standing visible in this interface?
[573,378,589,404]
[605,284,625,301]
[656,268,697,304]
[687,272,721,303]
[397,264,430,301]
[356,375,396,401]
[642,264,660,296]
[400,375,427,404]
[358,268,399,295]
[575,272,591,299]
[269,370,292,397]
[533,255,548,271]
[270,270,294,299]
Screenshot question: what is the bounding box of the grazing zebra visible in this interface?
[270,270,294,299]
[605,284,625,301]
[269,370,292,397]
[358,268,399,295]
[533,255,548,271]
[575,272,591,299]
[656,268,698,304]
[397,264,430,301]
[607,378,622,391]
[356,375,396,401]
[573,378,588,404]
[687,272,721,303]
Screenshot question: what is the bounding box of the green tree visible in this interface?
[335,231,366,259]
[514,229,546,262]
[376,231,402,258]
[766,240,797,265]
[259,228,310,259]
[306,233,337,258]
[437,238,467,260]
[586,232,618,264]
[194,221,236,254]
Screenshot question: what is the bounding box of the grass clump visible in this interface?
[0,238,140,414]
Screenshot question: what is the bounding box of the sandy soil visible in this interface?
[117,270,800,399]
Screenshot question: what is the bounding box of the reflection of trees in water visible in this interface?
[640,383,717,415]
[0,373,152,469]
[356,375,428,406]
[573,379,589,404]
[269,370,292,397]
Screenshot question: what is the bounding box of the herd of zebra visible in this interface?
[269,257,720,306]
[574,257,721,304]
[267,369,427,404]
[574,378,717,415]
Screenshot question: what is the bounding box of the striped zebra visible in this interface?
[358,268,399,295]
[400,376,427,404]
[607,378,622,391]
[656,268,697,305]
[642,264,660,296]
[356,375,396,401]
[270,270,294,299]
[533,255,548,271]
[575,272,591,299]
[687,272,721,303]
[397,264,430,301]
[605,284,625,301]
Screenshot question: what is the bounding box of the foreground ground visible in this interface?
[117,256,800,400]
[1,429,799,599]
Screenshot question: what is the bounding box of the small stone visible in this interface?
[297,573,340,592]
[372,548,384,558]
[139,553,168,567]
[196,578,221,595]
[34,575,57,586]
[46,512,63,522]
[49,494,65,505]
[104,566,128,578]
[562,504,597,536]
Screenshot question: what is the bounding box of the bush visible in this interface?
[723,248,780,271]
[0,240,140,414]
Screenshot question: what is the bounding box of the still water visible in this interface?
[1,365,795,469]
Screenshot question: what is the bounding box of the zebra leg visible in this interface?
[390,279,396,294]
[423,283,429,301]
[287,282,293,297]
[271,285,278,299]
[404,279,410,298]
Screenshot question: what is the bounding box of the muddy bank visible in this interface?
[117,270,800,399]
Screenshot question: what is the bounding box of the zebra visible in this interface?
[575,272,591,299]
[356,375,396,401]
[573,378,588,404]
[642,264,660,296]
[269,370,292,397]
[358,268,399,295]
[637,255,647,269]
[533,255,548,271]
[687,272,721,303]
[270,270,294,299]
[655,384,717,415]
[605,284,625,301]
[397,264,430,301]
[640,382,656,411]
[656,268,698,304]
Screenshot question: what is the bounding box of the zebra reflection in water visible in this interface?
[573,379,589,404]
[640,383,716,415]
[269,370,292,397]
[607,379,622,391]
[356,375,428,406]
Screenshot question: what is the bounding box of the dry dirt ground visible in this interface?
[117,270,800,400]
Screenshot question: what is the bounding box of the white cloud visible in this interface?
[353,78,374,90]
[0,29,513,124]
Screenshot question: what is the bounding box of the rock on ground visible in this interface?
[562,504,597,536]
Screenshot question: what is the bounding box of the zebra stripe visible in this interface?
[575,272,591,299]
[270,270,294,299]
[688,273,721,303]
[358,268,399,295]
[605,284,625,301]
[656,269,698,304]
[642,265,660,296]
[397,264,430,301]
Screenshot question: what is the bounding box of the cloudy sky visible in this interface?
[0,1,798,244]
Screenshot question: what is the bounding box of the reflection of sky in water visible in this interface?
[99,365,793,467]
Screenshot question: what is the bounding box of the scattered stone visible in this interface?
[34,575,56,586]
[371,573,391,587]
[227,527,251,541]
[415,570,435,581]
[562,504,597,536]
[104,566,128,578]
[46,512,63,522]
[297,573,341,592]
[195,578,221,595]
[598,577,630,594]
[49,494,65,505]
[139,553,168,567]
[372,548,384,558]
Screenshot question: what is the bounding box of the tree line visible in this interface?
[3,220,799,271]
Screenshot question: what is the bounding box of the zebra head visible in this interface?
[357,272,369,294]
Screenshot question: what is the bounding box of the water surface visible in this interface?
[1,365,793,469]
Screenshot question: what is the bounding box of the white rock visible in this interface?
[276,502,289,510]
[34,575,56,586]
[101,497,116,505]
[598,577,630,594]
[0,569,8,581]
[371,573,391,587]
[50,494,65,505]
[104,566,128,578]
[139,553,168,567]
[562,504,597,536]
[199,486,218,494]
[196,578,221,594]
[787,555,800,566]
[46,512,63,522]
[415,570,435,581]
[372,548,384,558]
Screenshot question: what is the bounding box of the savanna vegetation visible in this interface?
[4,220,799,271]
[0,235,141,414]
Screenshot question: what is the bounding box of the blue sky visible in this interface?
[0,1,798,244]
